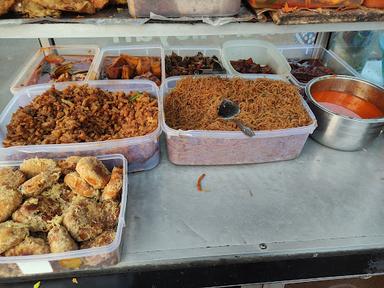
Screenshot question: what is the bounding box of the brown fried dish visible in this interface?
[0,156,124,258]
[3,84,158,147]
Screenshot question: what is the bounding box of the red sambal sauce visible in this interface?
[312,90,384,119]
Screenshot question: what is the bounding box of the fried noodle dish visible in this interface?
[164,77,312,131]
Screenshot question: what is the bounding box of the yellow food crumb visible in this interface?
[33,281,41,288]
[72,278,78,284]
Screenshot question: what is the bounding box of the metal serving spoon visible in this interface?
[218,99,255,137]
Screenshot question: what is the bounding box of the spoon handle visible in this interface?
[233,119,255,137]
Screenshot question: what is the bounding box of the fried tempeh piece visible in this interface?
[80,230,116,249]
[58,156,82,175]
[4,236,50,256]
[48,225,78,253]
[64,172,99,198]
[101,167,123,201]
[20,158,58,178]
[0,221,29,254]
[63,197,103,242]
[19,169,61,197]
[0,167,26,190]
[76,157,110,189]
[101,200,120,230]
[0,186,23,223]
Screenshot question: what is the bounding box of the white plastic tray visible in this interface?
[0,80,162,172]
[0,154,127,276]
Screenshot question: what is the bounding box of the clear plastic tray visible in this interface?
[0,154,127,277]
[164,46,226,77]
[222,40,291,77]
[278,45,359,87]
[128,0,241,17]
[89,45,165,86]
[247,0,363,8]
[0,80,161,172]
[160,75,317,166]
[10,45,100,95]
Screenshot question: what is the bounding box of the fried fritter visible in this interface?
[4,236,50,256]
[0,0,15,16]
[0,221,29,254]
[101,167,123,201]
[101,200,120,230]
[30,0,96,14]
[12,196,63,232]
[80,230,115,249]
[48,225,78,253]
[0,167,27,190]
[13,0,61,18]
[41,183,75,211]
[64,172,99,198]
[63,197,103,242]
[20,158,58,178]
[19,169,61,197]
[76,157,110,189]
[0,186,23,223]
[58,156,81,175]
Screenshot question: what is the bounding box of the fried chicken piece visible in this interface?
[121,55,139,67]
[80,230,115,249]
[0,167,27,190]
[101,200,120,230]
[58,156,81,175]
[64,172,99,198]
[30,0,96,14]
[0,0,15,16]
[150,58,162,78]
[41,183,75,211]
[19,169,61,197]
[20,158,58,178]
[101,167,123,201]
[63,197,103,242]
[12,196,63,232]
[13,0,61,18]
[0,186,23,223]
[76,157,111,189]
[0,221,29,254]
[4,236,50,256]
[136,57,152,75]
[48,225,78,253]
[121,64,135,79]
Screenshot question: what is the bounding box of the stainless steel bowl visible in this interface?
[306,75,384,151]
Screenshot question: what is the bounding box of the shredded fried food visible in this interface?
[4,85,158,147]
[164,77,312,131]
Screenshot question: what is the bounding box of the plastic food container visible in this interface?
[128,0,241,17]
[164,46,226,77]
[89,45,165,85]
[161,75,317,165]
[363,0,384,8]
[0,154,127,277]
[222,40,291,76]
[278,45,359,87]
[10,45,100,95]
[247,0,363,8]
[0,80,161,172]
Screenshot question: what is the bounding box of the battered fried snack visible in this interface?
[41,183,75,211]
[48,225,78,253]
[12,196,63,232]
[80,230,116,249]
[101,167,123,201]
[0,167,27,190]
[0,186,23,223]
[0,0,15,16]
[20,158,58,178]
[76,157,110,189]
[62,197,103,242]
[64,172,99,198]
[4,236,50,256]
[30,0,96,14]
[101,200,120,230]
[13,0,61,18]
[19,169,61,197]
[0,221,29,254]
[58,156,81,175]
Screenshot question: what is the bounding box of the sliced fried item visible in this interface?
[4,236,50,256]
[0,167,27,190]
[19,169,61,197]
[48,225,78,253]
[101,167,123,201]
[13,0,61,18]
[30,0,96,14]
[0,186,23,223]
[58,156,81,175]
[12,196,63,232]
[64,172,99,198]
[101,200,120,229]
[80,230,116,249]
[20,158,58,178]
[0,0,15,16]
[76,157,111,189]
[0,221,29,254]
[63,197,103,242]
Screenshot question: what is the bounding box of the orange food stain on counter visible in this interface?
[312,90,384,119]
